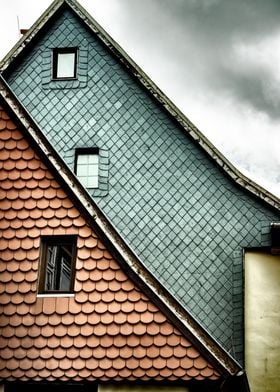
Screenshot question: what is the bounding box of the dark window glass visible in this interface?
[39,236,77,293]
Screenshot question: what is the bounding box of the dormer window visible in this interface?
[75,148,99,189]
[53,48,77,79]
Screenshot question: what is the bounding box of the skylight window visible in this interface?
[75,149,99,189]
[53,48,77,79]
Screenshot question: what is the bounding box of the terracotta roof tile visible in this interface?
[76,291,88,304]
[194,356,208,370]
[66,347,79,360]
[83,236,98,248]
[60,199,73,209]
[19,358,32,370]
[12,219,25,230]
[74,336,86,348]
[41,325,56,338]
[6,358,19,371]
[79,347,93,359]
[55,297,69,315]
[21,217,36,229]
[6,120,16,130]
[0,119,6,129]
[66,209,79,221]
[80,301,95,314]
[74,313,88,326]
[10,293,24,305]
[60,313,74,326]
[4,139,17,150]
[7,337,21,349]
[68,299,82,314]
[1,348,15,360]
[0,293,11,305]
[5,281,18,294]
[32,358,47,371]
[90,247,104,259]
[42,298,56,315]
[67,324,80,337]
[187,367,200,378]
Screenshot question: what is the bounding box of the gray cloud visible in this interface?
[100,0,280,195]
[111,0,280,120]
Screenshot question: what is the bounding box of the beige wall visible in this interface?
[98,385,189,392]
[245,251,280,392]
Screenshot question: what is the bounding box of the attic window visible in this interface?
[39,236,77,293]
[53,48,77,79]
[75,148,99,189]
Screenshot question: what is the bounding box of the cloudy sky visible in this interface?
[1,0,280,197]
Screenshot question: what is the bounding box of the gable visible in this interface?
[0,103,223,384]
[2,0,280,366]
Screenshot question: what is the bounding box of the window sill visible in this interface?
[37,293,75,298]
[51,77,78,81]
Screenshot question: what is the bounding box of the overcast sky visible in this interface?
[1,0,280,197]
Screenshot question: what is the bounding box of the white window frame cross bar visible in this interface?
[76,150,99,189]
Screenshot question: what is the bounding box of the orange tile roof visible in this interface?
[0,105,221,382]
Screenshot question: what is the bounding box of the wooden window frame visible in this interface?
[52,47,78,80]
[38,235,77,294]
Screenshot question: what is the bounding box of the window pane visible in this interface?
[59,246,72,290]
[45,245,58,290]
[79,176,88,187]
[88,163,98,177]
[77,155,88,164]
[88,154,99,164]
[44,241,74,291]
[87,175,98,188]
[76,153,99,189]
[57,52,76,78]
[76,164,88,176]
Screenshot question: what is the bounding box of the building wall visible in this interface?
[0,104,220,383]
[245,250,280,392]
[4,7,280,361]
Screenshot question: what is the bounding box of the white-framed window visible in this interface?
[53,48,77,79]
[75,149,99,189]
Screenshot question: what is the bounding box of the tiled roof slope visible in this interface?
[0,104,222,384]
[1,0,280,363]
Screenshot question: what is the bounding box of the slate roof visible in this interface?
[0,77,247,389]
[1,0,280,364]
